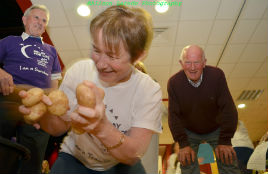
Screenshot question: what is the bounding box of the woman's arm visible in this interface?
[38,112,71,136]
[96,122,153,165]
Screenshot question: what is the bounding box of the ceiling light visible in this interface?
[155,0,169,13]
[238,103,246,109]
[77,4,90,17]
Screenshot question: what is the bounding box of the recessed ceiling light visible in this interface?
[155,1,169,13]
[77,4,90,17]
[238,103,246,109]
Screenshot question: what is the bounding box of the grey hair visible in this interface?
[24,4,50,24]
[180,45,206,61]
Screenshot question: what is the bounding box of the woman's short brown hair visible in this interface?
[90,5,153,63]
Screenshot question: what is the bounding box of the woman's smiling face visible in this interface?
[91,31,133,86]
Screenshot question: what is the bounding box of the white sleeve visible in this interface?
[132,75,163,133]
[51,72,62,80]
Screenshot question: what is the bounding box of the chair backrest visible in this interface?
[0,136,31,173]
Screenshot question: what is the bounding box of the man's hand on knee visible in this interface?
[215,145,237,164]
[178,146,196,166]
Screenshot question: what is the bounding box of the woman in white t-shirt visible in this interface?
[19,5,162,174]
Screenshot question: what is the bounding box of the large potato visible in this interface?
[22,88,44,107]
[76,83,96,108]
[47,90,69,116]
[72,83,104,134]
[24,102,47,124]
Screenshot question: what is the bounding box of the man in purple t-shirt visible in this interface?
[0,4,61,174]
[168,45,241,174]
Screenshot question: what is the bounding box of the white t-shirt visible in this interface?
[59,59,163,171]
[231,120,254,149]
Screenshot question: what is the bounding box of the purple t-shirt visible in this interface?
[0,35,62,88]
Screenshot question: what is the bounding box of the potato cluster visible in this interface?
[72,83,104,134]
[22,88,44,107]
[22,88,69,124]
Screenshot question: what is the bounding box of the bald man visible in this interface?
[167,45,241,174]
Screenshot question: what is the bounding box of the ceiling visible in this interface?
[1,0,267,144]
